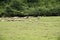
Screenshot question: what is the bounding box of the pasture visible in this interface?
[0,17,60,40]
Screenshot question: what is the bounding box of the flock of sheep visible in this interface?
[0,17,39,22]
[0,17,24,21]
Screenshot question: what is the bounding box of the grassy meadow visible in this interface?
[0,17,60,40]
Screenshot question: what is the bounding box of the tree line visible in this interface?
[0,0,60,17]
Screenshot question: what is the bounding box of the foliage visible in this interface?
[0,0,60,17]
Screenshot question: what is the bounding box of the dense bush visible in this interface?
[0,0,60,17]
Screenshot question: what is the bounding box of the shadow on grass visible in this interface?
[0,37,4,40]
[57,36,60,40]
[0,35,4,40]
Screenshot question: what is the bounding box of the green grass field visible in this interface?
[0,17,60,40]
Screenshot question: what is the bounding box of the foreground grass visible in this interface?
[0,17,60,40]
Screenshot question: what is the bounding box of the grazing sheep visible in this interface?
[24,17,27,19]
[17,19,21,21]
[10,17,15,21]
[13,17,19,19]
[35,20,38,22]
[1,19,5,22]
[37,16,40,19]
[24,16,29,19]
[29,19,32,22]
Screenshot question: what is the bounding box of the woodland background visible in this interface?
[0,0,60,17]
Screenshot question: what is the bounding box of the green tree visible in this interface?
[11,1,24,11]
